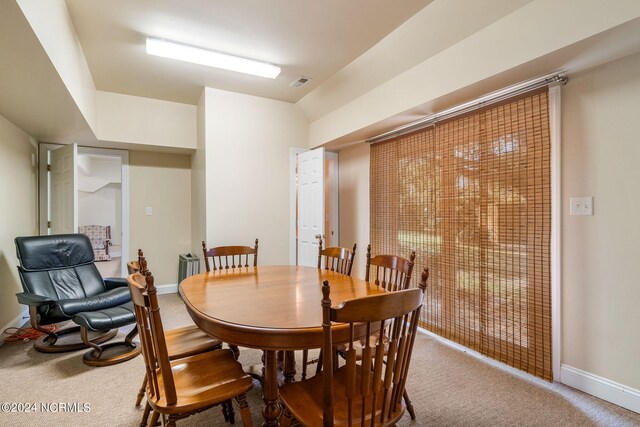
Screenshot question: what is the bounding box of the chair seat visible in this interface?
[149,349,253,414]
[165,325,222,360]
[72,301,136,331]
[279,365,405,427]
[51,287,131,318]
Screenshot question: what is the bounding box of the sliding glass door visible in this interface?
[371,89,552,380]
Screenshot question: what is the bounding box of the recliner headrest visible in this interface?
[15,234,95,271]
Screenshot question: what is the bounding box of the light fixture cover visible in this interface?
[146,37,281,79]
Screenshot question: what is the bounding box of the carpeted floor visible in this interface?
[0,293,638,426]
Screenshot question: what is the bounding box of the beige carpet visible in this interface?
[1,293,638,427]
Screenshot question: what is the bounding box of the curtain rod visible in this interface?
[367,73,568,144]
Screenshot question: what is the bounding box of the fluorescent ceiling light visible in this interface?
[146,37,281,79]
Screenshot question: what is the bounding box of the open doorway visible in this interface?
[77,149,124,277]
[39,144,129,277]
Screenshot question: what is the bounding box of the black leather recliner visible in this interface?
[15,234,140,366]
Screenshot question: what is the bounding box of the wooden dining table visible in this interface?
[179,265,387,426]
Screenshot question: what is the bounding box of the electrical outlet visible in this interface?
[570,196,593,216]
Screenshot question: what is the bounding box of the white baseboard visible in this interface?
[156,283,178,295]
[0,306,29,346]
[561,365,640,414]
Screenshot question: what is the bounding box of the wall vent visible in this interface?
[289,76,312,88]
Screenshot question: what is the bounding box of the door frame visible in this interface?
[39,144,130,277]
[38,143,56,234]
[325,151,339,247]
[549,84,561,381]
[289,148,307,265]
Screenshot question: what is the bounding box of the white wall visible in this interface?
[0,113,38,329]
[17,0,96,127]
[190,91,207,255]
[297,0,532,123]
[562,51,640,391]
[300,0,640,148]
[203,87,308,265]
[129,151,192,285]
[14,2,198,152]
[338,143,370,278]
[78,155,122,183]
[95,91,197,150]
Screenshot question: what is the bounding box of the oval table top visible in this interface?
[179,265,387,351]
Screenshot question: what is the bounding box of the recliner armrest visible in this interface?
[15,292,54,307]
[104,277,128,290]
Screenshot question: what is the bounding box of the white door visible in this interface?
[49,143,78,234]
[297,147,325,267]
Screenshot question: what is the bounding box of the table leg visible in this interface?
[262,350,280,426]
[277,350,284,370]
[283,351,296,383]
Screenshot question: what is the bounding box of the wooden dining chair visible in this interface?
[315,246,416,365]
[317,237,357,276]
[201,239,259,362]
[365,244,416,291]
[331,244,420,419]
[130,250,223,416]
[129,270,254,427]
[301,238,358,380]
[201,239,259,272]
[364,244,419,419]
[279,280,424,426]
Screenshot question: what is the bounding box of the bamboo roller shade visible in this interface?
[370,89,552,380]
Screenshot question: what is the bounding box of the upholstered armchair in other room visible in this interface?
[14,234,139,366]
[78,225,112,261]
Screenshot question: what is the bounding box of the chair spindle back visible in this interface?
[365,244,416,292]
[321,281,424,426]
[201,239,259,272]
[317,237,357,276]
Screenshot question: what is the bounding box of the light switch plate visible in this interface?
[145,206,153,216]
[570,196,593,216]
